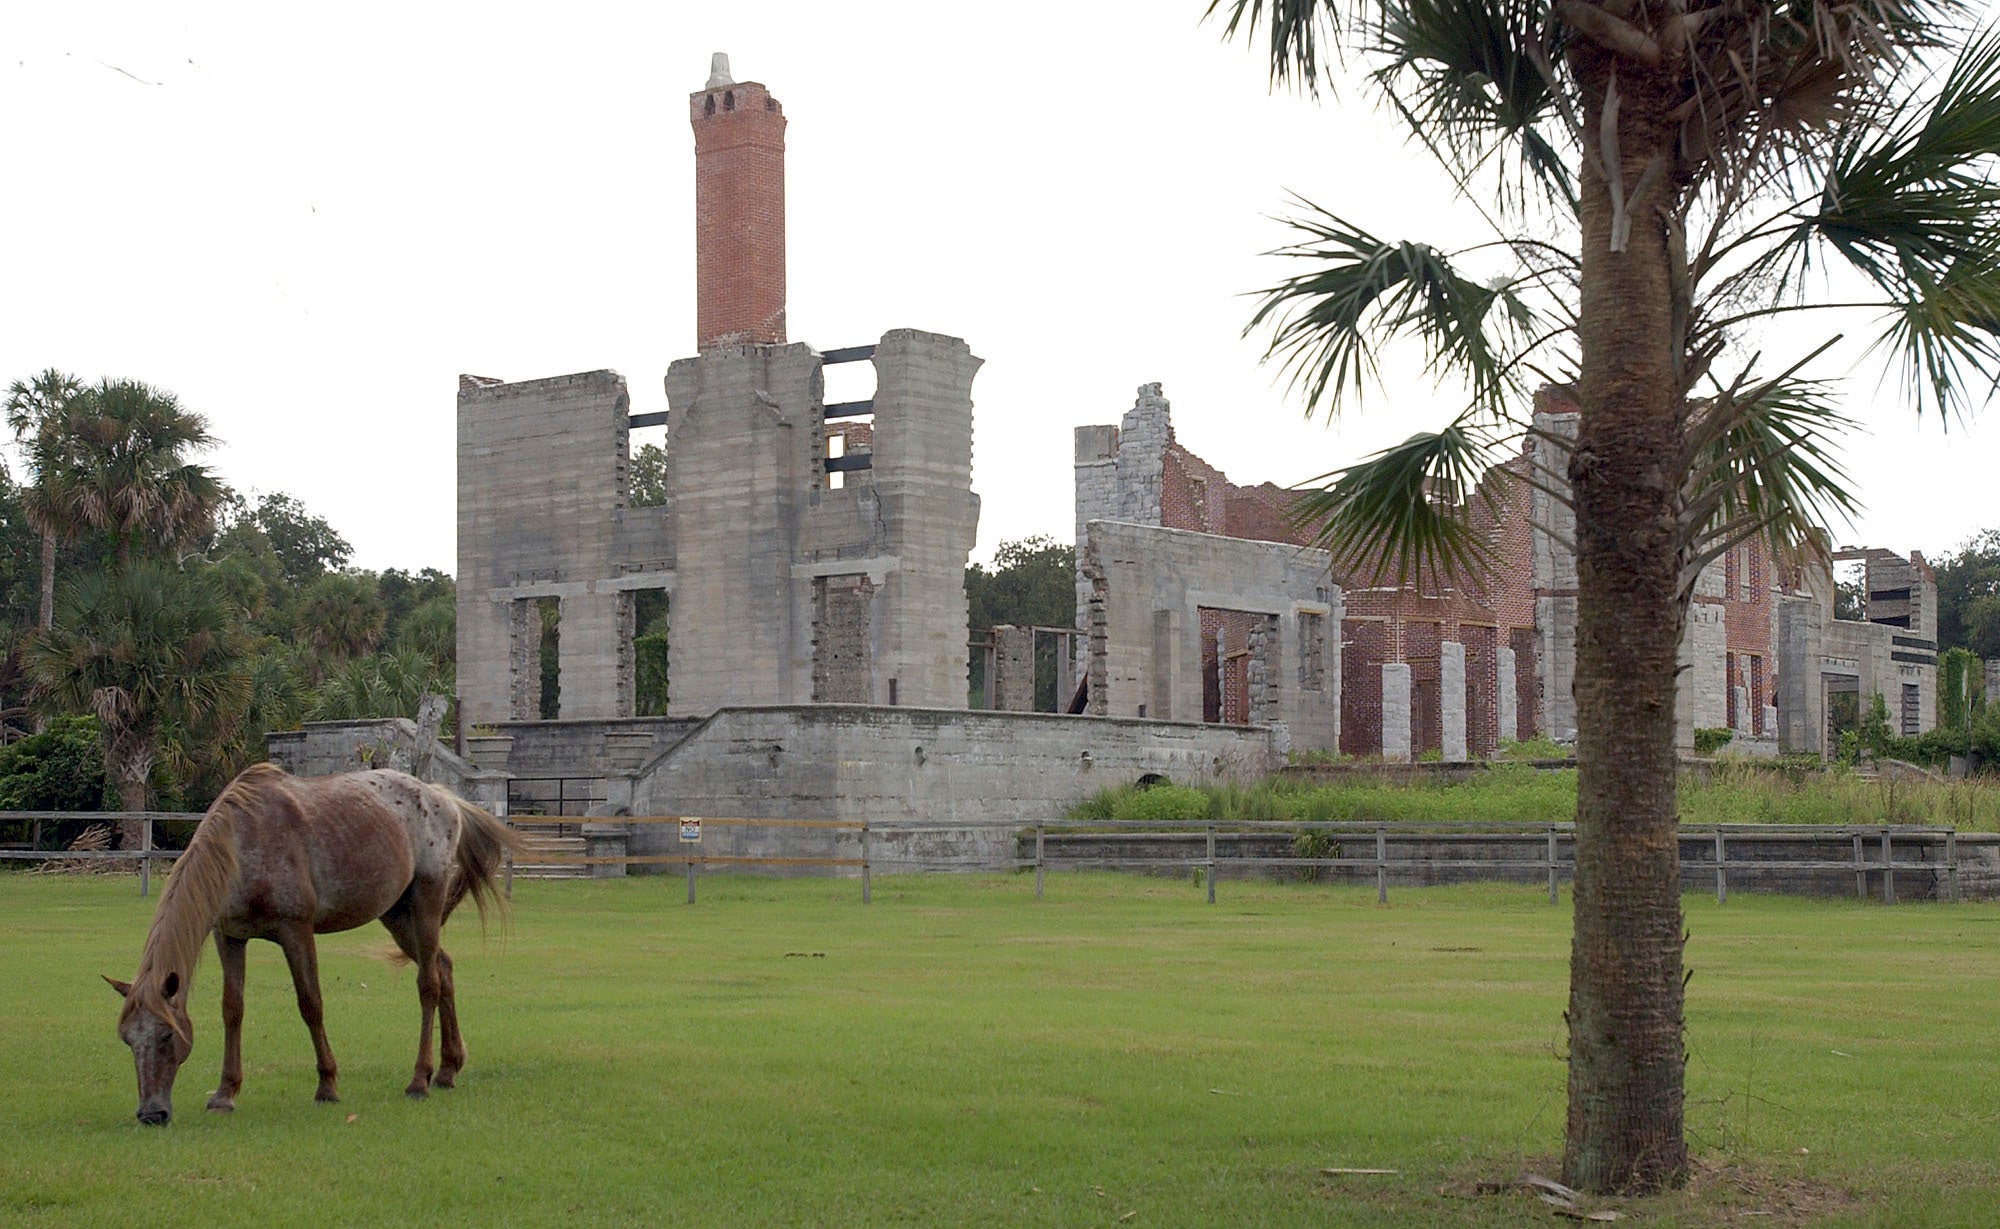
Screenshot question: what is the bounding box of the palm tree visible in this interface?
[23,561,251,822]
[1212,0,1999,1193]
[297,573,388,672]
[63,378,224,564]
[4,369,86,630]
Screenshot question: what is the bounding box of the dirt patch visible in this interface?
[1341,1155,1865,1226]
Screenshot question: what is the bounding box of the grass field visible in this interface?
[4,870,1997,1227]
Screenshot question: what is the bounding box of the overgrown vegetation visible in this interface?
[1068,762,2000,831]
[3,371,460,815]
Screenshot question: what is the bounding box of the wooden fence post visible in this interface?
[1375,826,1388,905]
[1034,824,1045,900]
[861,821,871,905]
[1546,825,1558,905]
[1881,829,1896,905]
[1205,825,1216,905]
[1714,828,1727,905]
[686,858,697,905]
[1947,829,1960,904]
[1853,832,1866,900]
[139,816,152,898]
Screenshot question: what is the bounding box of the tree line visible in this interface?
[1,370,454,820]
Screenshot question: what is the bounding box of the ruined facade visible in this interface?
[1074,383,1937,760]
[456,61,980,726]
[1775,547,1940,756]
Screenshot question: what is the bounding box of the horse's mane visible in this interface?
[128,763,286,1027]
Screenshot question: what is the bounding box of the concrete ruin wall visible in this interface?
[1773,550,1939,754]
[457,370,652,725]
[457,332,980,727]
[1527,407,1579,742]
[1080,520,1340,752]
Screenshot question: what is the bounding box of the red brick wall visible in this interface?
[1342,619,1389,755]
[691,81,787,347]
[1510,626,1539,740]
[1721,539,1773,720]
[1462,624,1499,757]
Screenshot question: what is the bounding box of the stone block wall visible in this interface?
[991,625,1036,711]
[867,330,983,709]
[1081,521,1340,751]
[1382,663,1412,762]
[1440,641,1467,762]
[457,370,636,725]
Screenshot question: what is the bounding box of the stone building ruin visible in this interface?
[1073,383,1938,761]
[455,60,980,726]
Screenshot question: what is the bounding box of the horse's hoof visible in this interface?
[205,1094,235,1113]
[405,1084,430,1100]
[433,1071,457,1090]
[314,1089,340,1104]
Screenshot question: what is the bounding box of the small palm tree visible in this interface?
[297,573,388,672]
[1212,0,2000,1193]
[23,561,251,820]
[4,369,86,630]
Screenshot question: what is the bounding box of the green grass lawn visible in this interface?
[4,870,1997,1227]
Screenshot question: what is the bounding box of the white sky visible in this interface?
[3,1,1994,576]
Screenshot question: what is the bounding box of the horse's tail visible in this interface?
[447,795,526,925]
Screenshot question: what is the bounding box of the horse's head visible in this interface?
[106,972,193,1126]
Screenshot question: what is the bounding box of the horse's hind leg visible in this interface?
[389,877,450,1099]
[433,947,465,1088]
[207,933,248,1112]
[274,923,339,1103]
[381,897,465,1091]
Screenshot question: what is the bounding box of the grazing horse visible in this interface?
[105,764,521,1125]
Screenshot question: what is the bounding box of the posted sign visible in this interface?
[679,817,702,843]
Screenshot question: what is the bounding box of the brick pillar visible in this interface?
[690,56,786,347]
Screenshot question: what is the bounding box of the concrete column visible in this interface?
[1382,662,1412,763]
[1440,641,1467,763]
[1732,685,1750,735]
[991,625,1035,711]
[1496,645,1518,746]
[1762,704,1778,737]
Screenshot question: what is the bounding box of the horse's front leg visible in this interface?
[206,933,247,1112]
[274,924,339,1103]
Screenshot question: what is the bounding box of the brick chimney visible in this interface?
[690,53,786,348]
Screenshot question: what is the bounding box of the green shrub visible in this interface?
[0,716,114,847]
[1693,728,1734,756]
[1500,735,1569,761]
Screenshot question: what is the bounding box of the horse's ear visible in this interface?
[104,975,132,998]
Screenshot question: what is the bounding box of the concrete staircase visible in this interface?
[509,827,589,880]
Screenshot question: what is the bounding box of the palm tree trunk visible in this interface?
[1562,56,1690,1196]
[38,529,56,630]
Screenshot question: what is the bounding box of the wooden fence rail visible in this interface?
[1019,820,1962,906]
[0,812,200,895]
[3,811,1968,907]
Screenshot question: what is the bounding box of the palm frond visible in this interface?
[1370,0,1575,210]
[1741,23,2000,417]
[1289,418,1503,586]
[1250,203,1547,417]
[1207,0,1344,92]
[1678,368,1862,588]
